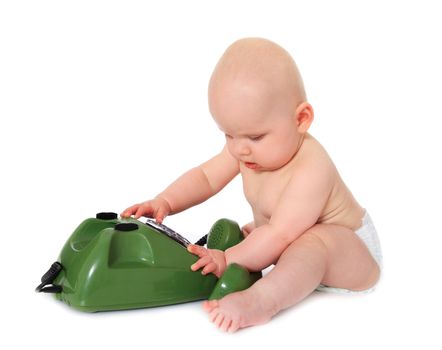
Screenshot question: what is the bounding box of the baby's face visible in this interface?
[209,79,303,172]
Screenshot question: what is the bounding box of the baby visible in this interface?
[121,38,382,333]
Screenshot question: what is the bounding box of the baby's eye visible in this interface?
[225,134,233,139]
[249,134,265,141]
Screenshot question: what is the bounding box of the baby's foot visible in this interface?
[202,286,278,333]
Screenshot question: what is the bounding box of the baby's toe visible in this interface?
[213,312,225,328]
[220,317,232,333]
[209,307,223,323]
[203,299,219,312]
[228,318,240,333]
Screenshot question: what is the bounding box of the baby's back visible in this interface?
[242,133,365,231]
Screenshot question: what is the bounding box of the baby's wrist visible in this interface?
[154,195,173,212]
[213,250,227,277]
[220,252,227,275]
[223,248,233,268]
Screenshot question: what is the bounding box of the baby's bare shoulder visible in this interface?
[291,134,336,179]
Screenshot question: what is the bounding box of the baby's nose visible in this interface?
[236,142,251,156]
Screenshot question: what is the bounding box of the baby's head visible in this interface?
[208,38,313,171]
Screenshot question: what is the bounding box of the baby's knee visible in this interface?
[303,224,352,253]
[299,228,330,254]
[276,228,329,265]
[354,258,381,291]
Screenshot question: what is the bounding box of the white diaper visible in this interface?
[315,210,383,294]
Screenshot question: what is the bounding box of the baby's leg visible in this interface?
[262,224,380,311]
[204,224,380,332]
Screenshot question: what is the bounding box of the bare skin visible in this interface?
[121,38,380,333]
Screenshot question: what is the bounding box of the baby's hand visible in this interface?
[187,245,227,278]
[120,197,171,223]
[241,221,256,238]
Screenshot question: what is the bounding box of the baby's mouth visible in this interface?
[244,162,258,170]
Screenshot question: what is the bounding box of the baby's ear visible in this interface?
[295,102,314,133]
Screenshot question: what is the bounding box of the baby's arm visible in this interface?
[159,145,239,214]
[122,145,239,220]
[224,160,334,271]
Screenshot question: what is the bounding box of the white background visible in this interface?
[1,0,441,348]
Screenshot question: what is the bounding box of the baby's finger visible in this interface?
[187,244,210,259]
[154,206,168,224]
[191,255,212,271]
[202,262,217,275]
[120,204,139,217]
[241,226,252,238]
[134,203,153,219]
[134,207,143,219]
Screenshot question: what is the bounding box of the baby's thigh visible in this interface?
[307,224,380,291]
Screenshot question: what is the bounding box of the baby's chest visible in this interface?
[242,171,291,219]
